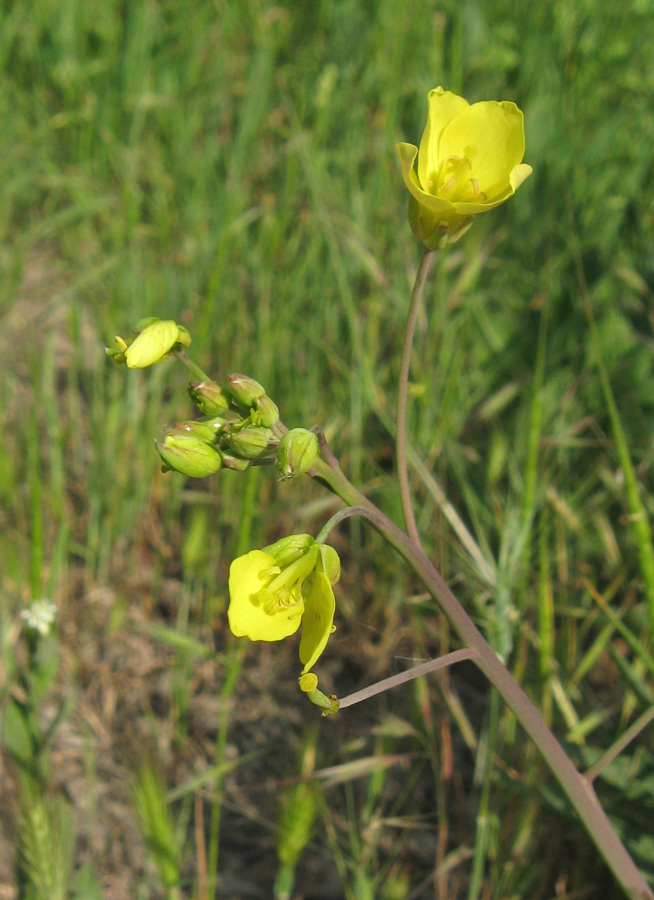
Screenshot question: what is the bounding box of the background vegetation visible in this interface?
[2,0,654,897]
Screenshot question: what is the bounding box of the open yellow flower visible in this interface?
[397,86,532,248]
[227,535,339,673]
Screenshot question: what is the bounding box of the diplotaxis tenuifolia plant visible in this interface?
[108,88,652,900]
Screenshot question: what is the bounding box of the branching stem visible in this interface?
[338,649,476,709]
[311,457,652,900]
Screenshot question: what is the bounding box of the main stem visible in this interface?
[312,458,652,900]
[396,248,435,545]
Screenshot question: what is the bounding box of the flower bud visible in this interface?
[298,674,340,715]
[254,394,280,428]
[107,319,190,367]
[227,373,266,408]
[222,425,273,460]
[164,420,217,444]
[318,544,341,586]
[125,320,183,368]
[277,428,319,479]
[299,673,318,693]
[156,434,222,478]
[106,343,127,364]
[188,381,231,416]
[104,346,125,366]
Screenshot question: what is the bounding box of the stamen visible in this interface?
[278,587,297,608]
[259,585,303,616]
[439,176,457,195]
[437,154,477,201]
[262,593,278,614]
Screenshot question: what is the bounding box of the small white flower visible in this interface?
[20,599,58,636]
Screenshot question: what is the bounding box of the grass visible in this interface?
[2,0,654,897]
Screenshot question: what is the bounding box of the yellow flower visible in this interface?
[227,535,339,672]
[397,86,532,248]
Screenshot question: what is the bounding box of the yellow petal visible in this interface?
[397,142,457,215]
[228,550,303,642]
[299,571,335,673]
[125,320,180,368]
[418,87,469,191]
[510,163,533,192]
[438,100,526,201]
[451,163,533,216]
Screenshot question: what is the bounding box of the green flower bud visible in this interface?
[164,420,217,444]
[220,452,251,471]
[262,534,315,568]
[188,381,231,416]
[105,343,127,365]
[298,675,340,715]
[223,425,273,460]
[318,544,341,586]
[228,373,266,408]
[277,428,319,479]
[156,434,222,478]
[254,394,280,428]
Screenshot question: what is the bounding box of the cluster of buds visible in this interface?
[157,374,320,481]
[107,318,321,481]
[157,374,278,477]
